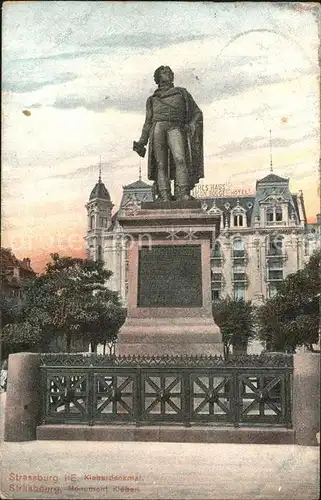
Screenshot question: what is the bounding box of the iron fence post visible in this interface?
[285,370,292,428]
[233,368,240,428]
[41,366,48,424]
[87,367,94,426]
[136,368,142,427]
[183,369,191,427]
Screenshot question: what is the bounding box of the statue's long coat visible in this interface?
[139,87,204,189]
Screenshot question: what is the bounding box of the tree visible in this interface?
[0,295,25,327]
[257,249,321,353]
[77,289,126,353]
[212,297,256,358]
[1,253,126,354]
[1,322,43,352]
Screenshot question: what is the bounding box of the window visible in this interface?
[266,208,274,223]
[233,272,246,282]
[100,217,108,228]
[267,236,283,256]
[233,264,246,283]
[90,214,95,230]
[97,245,103,262]
[211,272,222,282]
[275,207,283,221]
[232,239,245,258]
[211,242,222,266]
[234,284,245,300]
[212,242,221,258]
[212,289,221,301]
[266,205,283,224]
[268,283,282,298]
[211,271,223,300]
[268,269,283,281]
[233,214,244,227]
[267,254,283,288]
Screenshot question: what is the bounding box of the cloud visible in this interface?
[28,103,42,109]
[4,20,316,112]
[216,132,317,156]
[47,162,110,180]
[81,32,209,50]
[2,67,77,93]
[46,55,313,114]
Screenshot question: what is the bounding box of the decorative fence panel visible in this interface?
[40,354,293,428]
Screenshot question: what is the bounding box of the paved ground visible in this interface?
[0,393,319,500]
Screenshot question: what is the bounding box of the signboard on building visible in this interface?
[192,182,254,198]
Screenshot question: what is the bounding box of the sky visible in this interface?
[2,1,320,273]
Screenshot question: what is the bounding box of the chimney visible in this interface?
[22,257,31,269]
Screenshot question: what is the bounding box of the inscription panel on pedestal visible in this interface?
[137,245,202,308]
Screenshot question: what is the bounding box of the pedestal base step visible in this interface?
[37,424,294,445]
[116,342,223,356]
[117,316,223,356]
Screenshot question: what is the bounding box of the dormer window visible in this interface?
[267,208,273,223]
[266,206,283,224]
[233,214,244,227]
[276,207,282,221]
[231,200,247,228]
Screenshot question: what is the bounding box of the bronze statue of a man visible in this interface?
[133,66,204,201]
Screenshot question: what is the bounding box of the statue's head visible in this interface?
[154,66,174,85]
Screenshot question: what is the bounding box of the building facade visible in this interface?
[0,248,36,302]
[85,172,319,307]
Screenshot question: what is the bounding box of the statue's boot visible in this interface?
[158,190,172,201]
[177,185,193,201]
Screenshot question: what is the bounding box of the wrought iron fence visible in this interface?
[40,354,292,428]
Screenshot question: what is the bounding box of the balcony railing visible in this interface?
[232,255,248,266]
[210,255,223,266]
[232,274,249,287]
[233,273,247,282]
[266,250,287,260]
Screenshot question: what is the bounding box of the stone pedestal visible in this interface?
[4,352,41,441]
[293,353,320,446]
[117,201,223,356]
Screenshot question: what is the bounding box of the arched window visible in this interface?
[232,238,245,258]
[234,285,245,300]
[266,205,283,224]
[212,242,221,258]
[267,235,283,256]
[90,214,95,230]
[275,206,283,222]
[266,207,274,223]
[233,214,244,227]
[100,217,108,228]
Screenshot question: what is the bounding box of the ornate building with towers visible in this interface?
[85,171,153,301]
[85,170,319,307]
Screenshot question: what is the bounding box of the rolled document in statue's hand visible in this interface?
[133,141,146,158]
